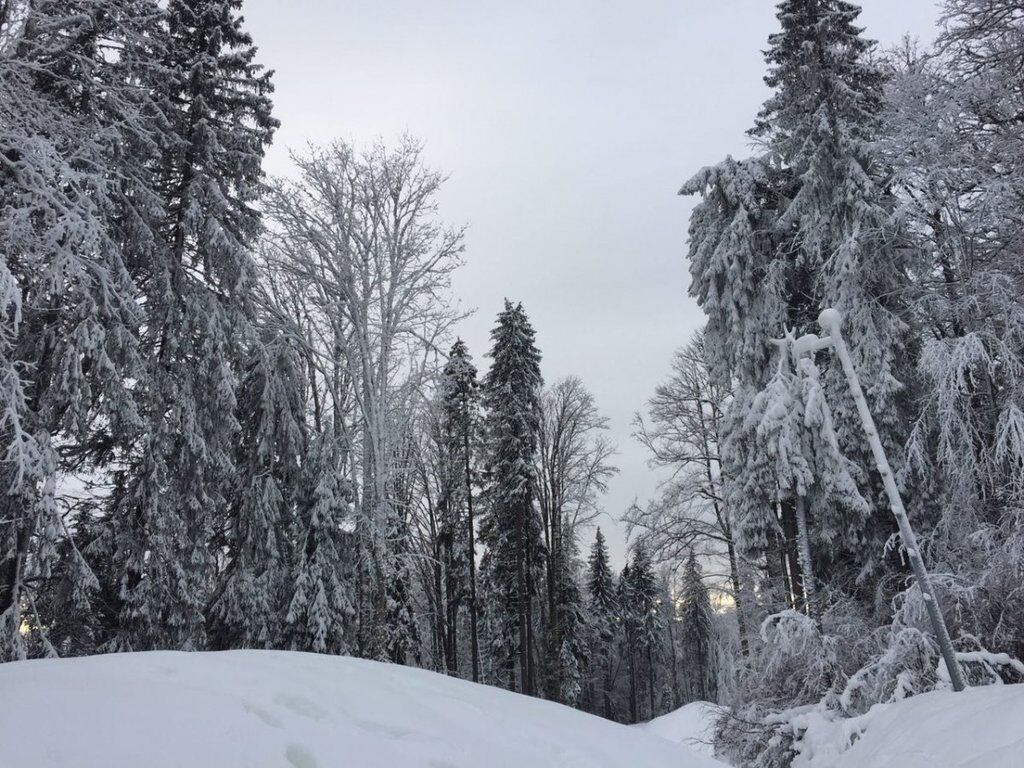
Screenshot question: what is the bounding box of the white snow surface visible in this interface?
[793,683,1024,768]
[639,701,722,756]
[1,649,727,768]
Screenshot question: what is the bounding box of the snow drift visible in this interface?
[639,700,722,757]
[0,650,726,768]
[792,682,1024,768]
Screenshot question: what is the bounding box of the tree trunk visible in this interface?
[547,512,561,700]
[464,426,480,682]
[793,494,818,621]
[725,532,749,655]
[524,507,536,696]
[517,500,529,694]
[665,611,680,708]
[764,524,789,610]
[446,582,459,673]
[0,509,30,661]
[646,643,655,718]
[779,498,805,611]
[603,656,614,719]
[627,638,638,723]
[427,496,446,671]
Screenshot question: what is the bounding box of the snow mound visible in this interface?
[640,701,723,756]
[795,683,1024,768]
[0,650,727,768]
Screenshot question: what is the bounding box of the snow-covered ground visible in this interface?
[639,700,722,757]
[636,683,1024,768]
[793,683,1024,768]
[1,650,726,768]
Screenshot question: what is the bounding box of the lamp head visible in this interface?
[817,307,842,334]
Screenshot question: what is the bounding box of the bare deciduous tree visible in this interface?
[260,138,465,657]
[536,376,617,697]
[630,331,749,649]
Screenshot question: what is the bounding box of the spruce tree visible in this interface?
[552,532,587,705]
[627,545,662,720]
[616,562,639,721]
[383,501,420,666]
[208,330,305,649]
[681,157,793,621]
[438,339,481,678]
[678,551,716,703]
[615,546,663,722]
[381,425,422,666]
[285,427,353,654]
[585,528,618,717]
[480,300,544,694]
[684,0,914,618]
[753,0,913,589]
[109,0,277,650]
[751,347,870,616]
[0,0,159,659]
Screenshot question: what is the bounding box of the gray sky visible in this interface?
[246,0,942,567]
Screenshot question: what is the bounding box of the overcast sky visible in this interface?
[246,0,943,567]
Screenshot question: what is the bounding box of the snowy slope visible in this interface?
[0,650,727,768]
[639,701,722,757]
[794,683,1024,768]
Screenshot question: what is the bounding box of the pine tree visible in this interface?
[480,300,545,694]
[208,329,305,649]
[751,345,869,616]
[753,0,913,589]
[383,499,420,666]
[552,531,587,706]
[585,528,618,717]
[381,423,422,666]
[285,428,353,654]
[438,338,481,679]
[678,551,716,703]
[683,0,914,620]
[681,157,793,621]
[109,0,277,650]
[628,545,662,720]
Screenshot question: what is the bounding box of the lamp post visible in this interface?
[786,307,966,692]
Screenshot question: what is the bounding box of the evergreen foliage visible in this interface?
[480,300,545,693]
[678,551,716,703]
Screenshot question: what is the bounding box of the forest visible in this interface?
[2,1,1024,767]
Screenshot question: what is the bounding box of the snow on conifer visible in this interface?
[480,300,545,694]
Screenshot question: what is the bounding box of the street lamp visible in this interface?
[784,307,967,692]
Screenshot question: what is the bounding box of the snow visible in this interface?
[815,307,842,334]
[0,650,727,768]
[792,683,1024,768]
[639,701,723,757]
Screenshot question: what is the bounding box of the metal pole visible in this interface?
[815,308,966,691]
